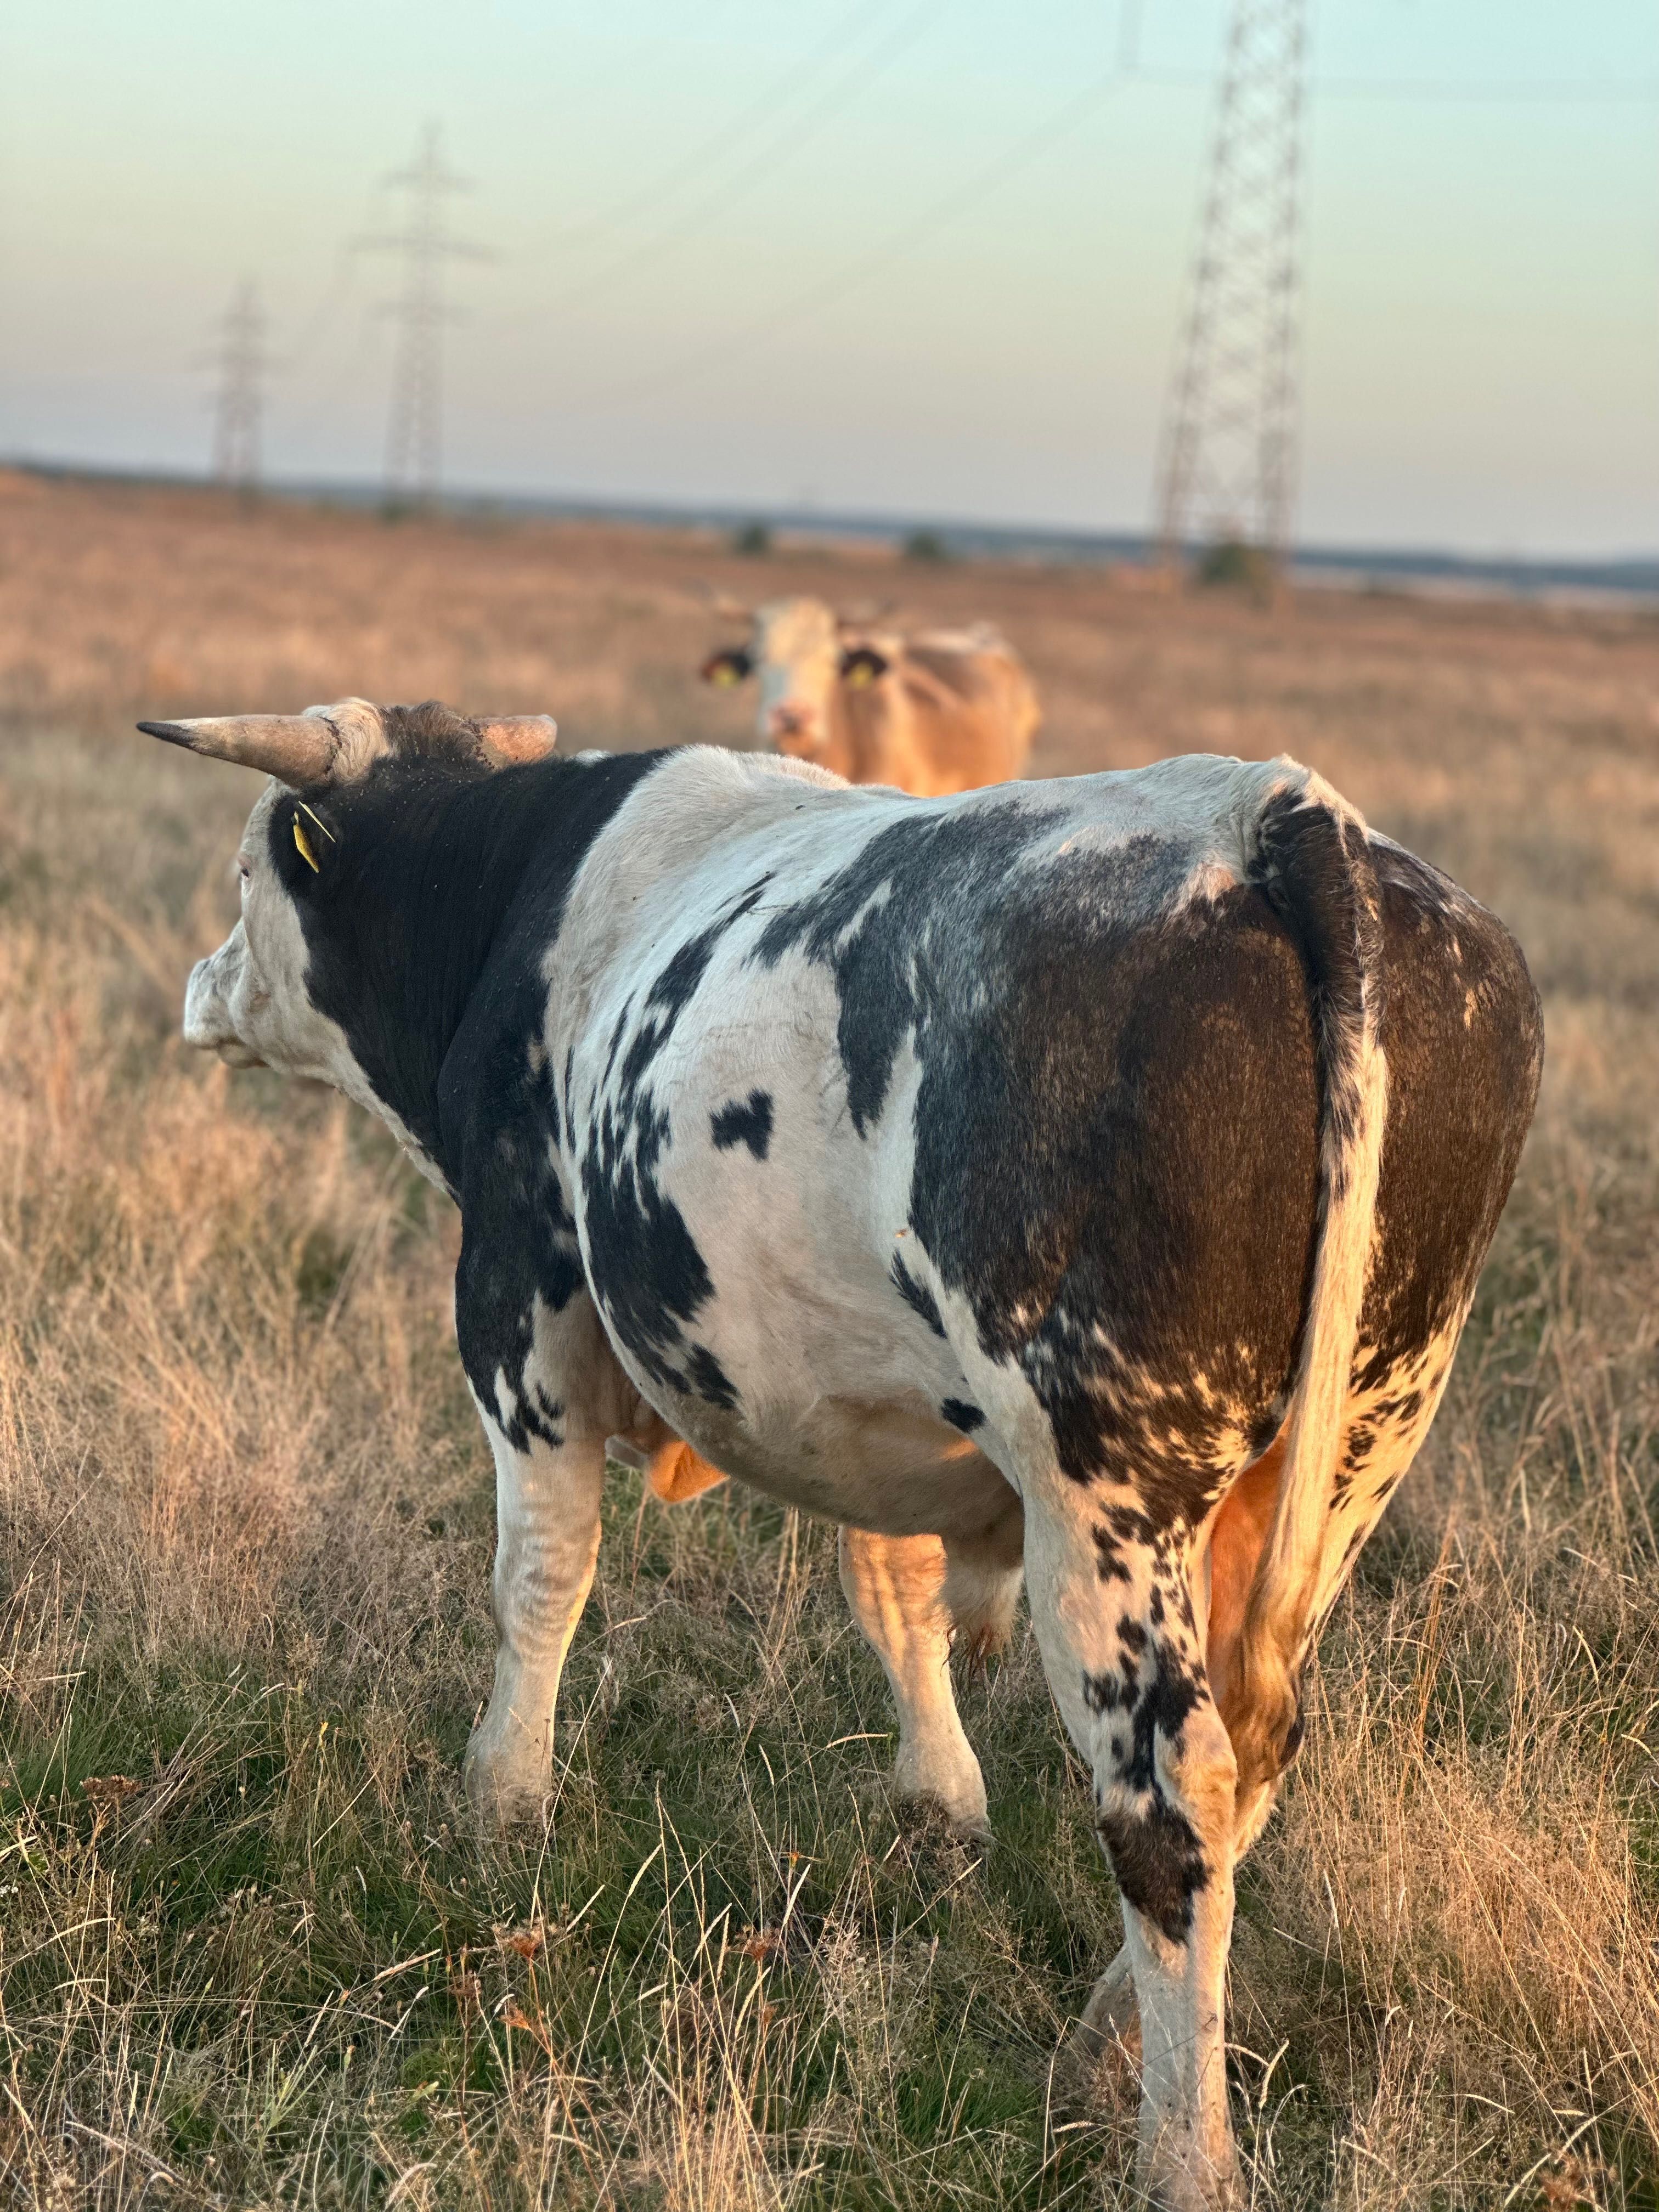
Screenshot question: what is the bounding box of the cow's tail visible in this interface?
[1231,764,1388,1797]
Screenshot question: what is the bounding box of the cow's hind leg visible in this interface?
[1213,1345,1458,1850]
[1071,1445,1286,2070]
[1077,1364,1460,2087]
[838,1504,1022,1837]
[1024,1492,1242,2211]
[1071,1436,1289,2075]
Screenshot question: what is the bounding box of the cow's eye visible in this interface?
[237,856,252,888]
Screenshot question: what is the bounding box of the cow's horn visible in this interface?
[137,712,342,786]
[477,714,558,767]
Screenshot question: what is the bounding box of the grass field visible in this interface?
[2,469,1656,2209]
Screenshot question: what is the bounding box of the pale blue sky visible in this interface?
[2,2,1655,552]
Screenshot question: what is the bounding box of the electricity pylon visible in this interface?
[211,280,268,491]
[1154,0,1309,573]
[362,123,490,505]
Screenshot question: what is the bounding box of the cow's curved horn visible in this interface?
[137,712,343,786]
[477,714,558,767]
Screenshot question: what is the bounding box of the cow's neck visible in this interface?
[830,675,893,783]
[295,750,665,1182]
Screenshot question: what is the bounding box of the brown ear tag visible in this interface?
[292,816,320,872]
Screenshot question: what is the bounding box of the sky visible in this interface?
[1,1,1655,555]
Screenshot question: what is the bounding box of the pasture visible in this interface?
[2,467,1656,2209]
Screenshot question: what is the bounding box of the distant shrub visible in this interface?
[902,528,950,565]
[731,520,772,556]
[1195,537,1278,597]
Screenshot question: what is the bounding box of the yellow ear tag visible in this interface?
[846,659,876,689]
[292,816,320,873]
[712,662,742,687]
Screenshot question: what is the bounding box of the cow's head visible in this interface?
[699,596,891,763]
[140,698,557,1095]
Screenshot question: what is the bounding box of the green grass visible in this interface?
[3,1460,1135,2208]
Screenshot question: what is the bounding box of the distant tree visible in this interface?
[902,528,950,564]
[731,520,772,556]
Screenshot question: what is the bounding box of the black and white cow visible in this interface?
[141,697,1542,2211]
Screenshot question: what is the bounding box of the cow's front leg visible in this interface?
[456,1270,631,1825]
[1024,1496,1241,2212]
[463,1412,603,1822]
[837,1506,1022,1838]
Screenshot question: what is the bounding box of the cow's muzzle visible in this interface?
[767,703,820,751]
[183,952,264,1066]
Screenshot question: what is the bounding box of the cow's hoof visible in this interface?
[892,1746,990,1841]
[462,1737,551,1830]
[921,1798,994,1845]
[1141,2145,1244,2212]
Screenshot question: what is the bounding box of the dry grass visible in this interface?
[1,470,1656,2208]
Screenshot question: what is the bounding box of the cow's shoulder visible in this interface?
[549,745,846,982]
[434,752,829,1424]
[291,746,665,1172]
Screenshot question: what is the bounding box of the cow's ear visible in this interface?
[700,648,753,687]
[839,645,889,689]
[477,714,558,767]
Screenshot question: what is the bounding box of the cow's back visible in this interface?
[838,628,1039,795]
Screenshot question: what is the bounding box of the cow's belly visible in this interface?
[654,1386,1020,1542]
[572,973,1009,1533]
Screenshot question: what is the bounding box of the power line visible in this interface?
[250,36,1657,496]
[283,242,365,373]
[1312,72,1659,103]
[528,0,939,325]
[209,279,269,492]
[266,179,411,466]
[521,33,1648,418]
[1133,64,1659,105]
[359,123,491,504]
[552,64,1125,414]
[278,303,390,460]
[1154,0,1309,571]
[521,0,892,261]
[1118,0,1144,76]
